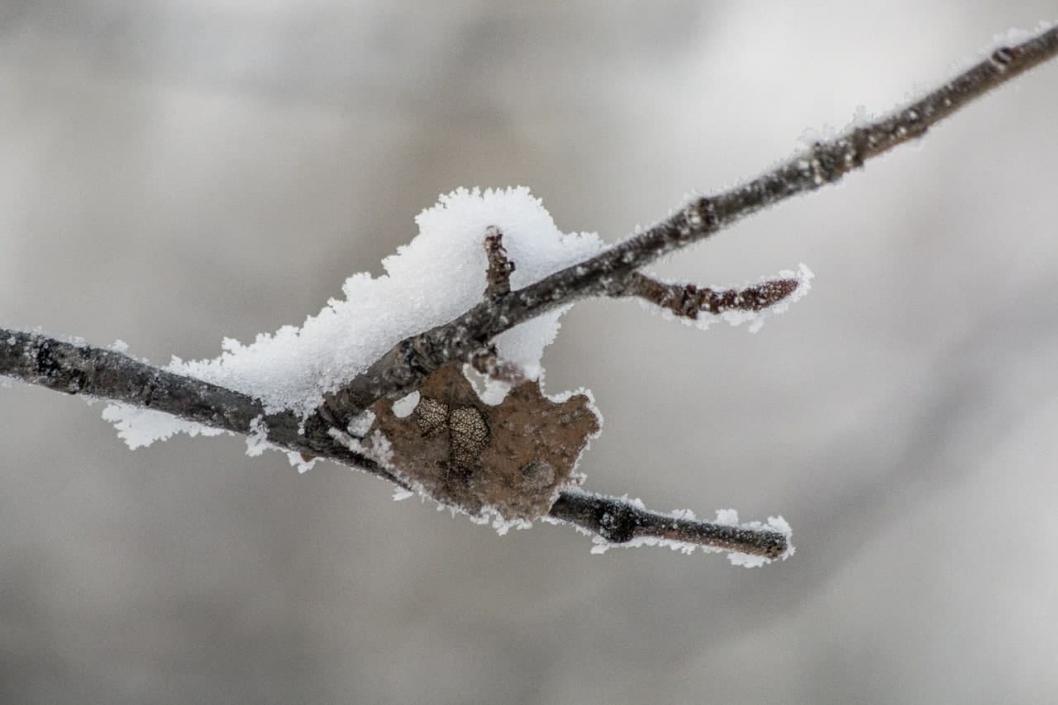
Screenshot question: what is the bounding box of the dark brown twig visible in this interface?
[316,25,1058,428]
[0,328,785,557]
[548,490,788,559]
[616,272,801,319]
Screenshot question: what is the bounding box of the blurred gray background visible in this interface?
[2,2,1057,703]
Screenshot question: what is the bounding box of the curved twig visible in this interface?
[2,25,1057,560]
[0,328,785,557]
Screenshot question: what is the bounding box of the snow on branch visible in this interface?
[315,23,1058,430]
[0,328,787,561]
[0,328,403,484]
[2,24,1057,562]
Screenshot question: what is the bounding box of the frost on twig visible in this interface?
[548,493,793,565]
[3,23,1057,562]
[0,326,789,560]
[614,268,813,325]
[621,272,798,318]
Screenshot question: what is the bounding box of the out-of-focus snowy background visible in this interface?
[2,2,1057,703]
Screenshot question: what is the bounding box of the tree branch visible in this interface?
[0,329,784,558]
[3,25,1056,560]
[317,25,1058,428]
[549,490,788,559]
[0,329,402,486]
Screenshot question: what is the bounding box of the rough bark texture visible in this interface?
[549,491,788,559]
[0,329,786,556]
[0,329,403,487]
[617,273,800,319]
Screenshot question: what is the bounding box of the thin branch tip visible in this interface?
[548,490,790,560]
[619,272,801,319]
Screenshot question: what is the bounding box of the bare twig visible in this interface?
[549,490,788,559]
[317,25,1058,428]
[616,272,800,319]
[0,329,783,557]
[0,329,403,485]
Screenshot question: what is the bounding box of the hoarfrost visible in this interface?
[583,502,794,567]
[244,416,269,457]
[347,410,376,437]
[101,403,225,449]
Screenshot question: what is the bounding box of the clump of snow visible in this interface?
[244,416,269,457]
[101,403,226,450]
[462,504,534,536]
[391,391,420,418]
[347,410,376,438]
[104,187,604,448]
[286,451,318,474]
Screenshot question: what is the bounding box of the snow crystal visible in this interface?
[347,410,376,438]
[391,390,420,418]
[286,451,318,474]
[244,416,269,457]
[104,187,604,448]
[101,403,226,449]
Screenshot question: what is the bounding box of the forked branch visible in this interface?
[0,329,786,558]
[316,25,1058,429]
[2,25,1057,560]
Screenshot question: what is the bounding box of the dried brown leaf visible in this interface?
[365,363,600,521]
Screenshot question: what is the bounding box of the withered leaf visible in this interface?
[364,362,600,521]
